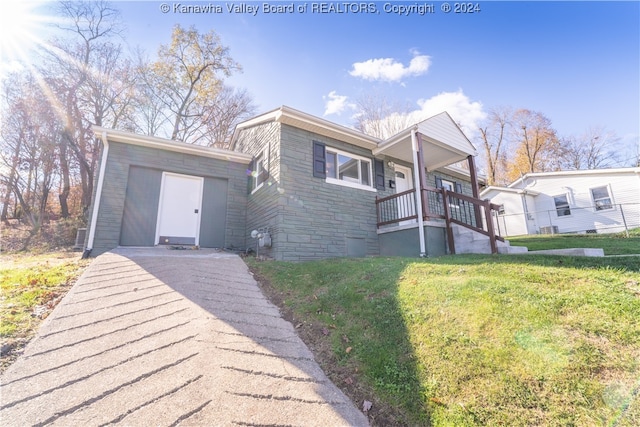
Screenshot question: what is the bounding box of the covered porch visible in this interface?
[373,113,504,255]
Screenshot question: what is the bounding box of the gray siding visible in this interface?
[87,141,248,256]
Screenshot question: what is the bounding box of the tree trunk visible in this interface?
[58,137,71,218]
[1,137,21,222]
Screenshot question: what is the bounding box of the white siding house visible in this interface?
[481,168,640,236]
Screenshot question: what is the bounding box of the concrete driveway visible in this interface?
[0,248,369,426]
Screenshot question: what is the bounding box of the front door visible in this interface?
[155,172,203,246]
[395,165,416,225]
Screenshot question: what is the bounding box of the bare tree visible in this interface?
[0,75,60,235]
[561,126,620,170]
[353,92,413,139]
[42,0,130,215]
[141,24,240,143]
[199,86,256,148]
[477,107,512,185]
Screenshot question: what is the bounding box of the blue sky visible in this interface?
[9,1,640,162]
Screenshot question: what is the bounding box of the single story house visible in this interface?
[481,168,640,236]
[85,106,507,261]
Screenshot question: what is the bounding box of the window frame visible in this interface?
[553,194,571,217]
[324,147,376,192]
[590,185,614,211]
[251,149,267,194]
[435,176,464,207]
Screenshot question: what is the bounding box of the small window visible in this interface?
[440,179,454,192]
[553,194,571,217]
[325,148,373,188]
[498,205,505,215]
[252,151,267,191]
[591,186,613,211]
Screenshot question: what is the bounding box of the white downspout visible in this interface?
[84,131,109,256]
[411,128,426,257]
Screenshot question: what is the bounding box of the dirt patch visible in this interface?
[248,261,410,426]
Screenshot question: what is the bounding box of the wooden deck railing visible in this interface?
[376,187,504,254]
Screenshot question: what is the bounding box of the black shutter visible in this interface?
[455,182,463,193]
[435,177,443,188]
[374,159,385,190]
[313,141,326,178]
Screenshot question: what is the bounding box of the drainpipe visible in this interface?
[411,127,426,257]
[83,131,109,258]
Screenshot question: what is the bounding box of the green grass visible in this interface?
[1,252,89,340]
[249,255,640,426]
[508,228,640,255]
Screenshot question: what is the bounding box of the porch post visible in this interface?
[416,132,430,218]
[467,155,483,227]
[411,127,427,257]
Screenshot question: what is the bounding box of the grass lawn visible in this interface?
[507,228,640,256]
[0,251,89,371]
[249,255,640,426]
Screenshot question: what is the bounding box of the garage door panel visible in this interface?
[199,177,228,248]
[120,167,162,246]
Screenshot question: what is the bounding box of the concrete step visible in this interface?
[451,224,530,255]
[526,248,604,257]
[498,245,529,254]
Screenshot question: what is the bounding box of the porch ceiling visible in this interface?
[372,112,478,171]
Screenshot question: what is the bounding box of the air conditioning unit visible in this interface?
[540,225,559,235]
[73,228,87,251]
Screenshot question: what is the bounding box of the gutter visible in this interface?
[82,131,109,258]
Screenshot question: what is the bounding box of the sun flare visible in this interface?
[0,1,48,76]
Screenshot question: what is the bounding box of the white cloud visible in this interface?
[359,90,486,139]
[349,52,431,82]
[323,90,353,116]
[410,90,487,137]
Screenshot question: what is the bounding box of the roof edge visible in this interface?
[480,186,540,197]
[231,105,381,149]
[509,167,640,188]
[92,126,253,164]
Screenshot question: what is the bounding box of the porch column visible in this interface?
[416,132,430,218]
[411,127,426,257]
[467,155,483,227]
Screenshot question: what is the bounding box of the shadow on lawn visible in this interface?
[249,257,431,426]
[249,254,640,426]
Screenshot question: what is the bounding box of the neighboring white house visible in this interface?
[480,168,640,236]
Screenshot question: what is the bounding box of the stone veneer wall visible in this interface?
[234,122,282,258]
[275,124,391,261]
